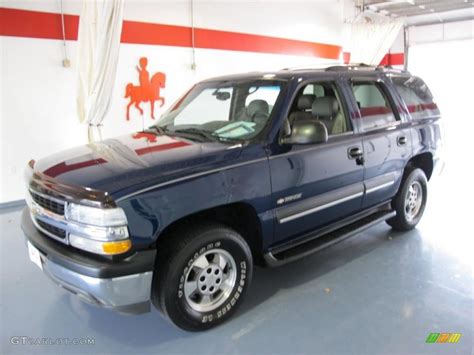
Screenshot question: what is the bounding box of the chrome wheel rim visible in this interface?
[405,181,423,221]
[184,249,237,313]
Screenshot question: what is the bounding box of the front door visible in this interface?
[269,79,365,245]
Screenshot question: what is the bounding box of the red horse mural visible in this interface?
[125,57,166,120]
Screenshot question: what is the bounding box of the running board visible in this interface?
[264,209,396,267]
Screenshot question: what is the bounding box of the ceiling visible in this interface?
[363,0,474,25]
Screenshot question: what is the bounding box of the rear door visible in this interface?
[389,74,442,164]
[269,77,365,245]
[346,75,412,209]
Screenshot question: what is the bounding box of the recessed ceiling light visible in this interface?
[419,4,425,9]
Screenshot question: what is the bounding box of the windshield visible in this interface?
[153,79,286,142]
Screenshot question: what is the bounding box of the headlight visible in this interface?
[65,203,128,227]
[65,203,131,255]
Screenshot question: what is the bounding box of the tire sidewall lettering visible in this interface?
[176,239,248,324]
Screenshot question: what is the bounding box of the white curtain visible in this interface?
[76,0,124,142]
[349,11,404,65]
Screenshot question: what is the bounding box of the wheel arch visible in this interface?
[154,202,264,264]
[405,152,434,180]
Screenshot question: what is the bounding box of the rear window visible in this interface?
[391,76,440,119]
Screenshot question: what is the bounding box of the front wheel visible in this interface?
[387,168,428,231]
[152,223,253,331]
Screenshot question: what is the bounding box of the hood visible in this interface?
[33,132,243,199]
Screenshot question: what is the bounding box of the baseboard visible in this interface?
[0,199,26,210]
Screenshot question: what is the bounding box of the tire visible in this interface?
[152,222,253,331]
[387,168,428,231]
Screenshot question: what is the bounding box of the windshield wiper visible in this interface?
[148,125,169,135]
[170,128,218,142]
[151,126,245,144]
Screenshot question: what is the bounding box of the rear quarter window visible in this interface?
[391,76,440,119]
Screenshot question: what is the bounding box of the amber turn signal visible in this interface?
[102,240,132,255]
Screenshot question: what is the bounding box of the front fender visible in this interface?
[118,149,273,250]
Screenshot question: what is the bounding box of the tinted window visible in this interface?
[392,76,440,119]
[289,82,351,136]
[352,82,397,131]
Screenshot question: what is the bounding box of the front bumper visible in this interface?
[21,209,156,314]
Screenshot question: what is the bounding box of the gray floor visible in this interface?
[1,167,473,355]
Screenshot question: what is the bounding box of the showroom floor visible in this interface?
[1,166,472,354]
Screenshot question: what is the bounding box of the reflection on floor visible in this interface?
[1,170,472,354]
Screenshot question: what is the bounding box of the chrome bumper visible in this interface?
[22,208,155,315]
[38,247,153,314]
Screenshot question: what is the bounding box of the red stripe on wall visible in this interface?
[379,53,404,66]
[0,8,79,40]
[0,7,342,59]
[341,52,404,66]
[343,52,351,64]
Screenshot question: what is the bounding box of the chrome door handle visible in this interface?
[348,147,365,165]
[348,147,363,159]
[397,136,407,146]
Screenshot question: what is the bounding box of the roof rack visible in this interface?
[279,63,406,73]
[325,63,406,73]
[279,63,341,71]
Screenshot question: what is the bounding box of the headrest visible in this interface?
[281,118,291,137]
[247,99,269,117]
[297,94,316,110]
[312,97,339,117]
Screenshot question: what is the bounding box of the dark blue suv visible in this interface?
[21,65,443,331]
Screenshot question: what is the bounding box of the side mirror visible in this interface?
[281,120,328,145]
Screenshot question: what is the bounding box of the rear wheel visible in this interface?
[152,223,253,331]
[387,168,428,231]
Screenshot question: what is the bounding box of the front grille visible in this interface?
[36,220,67,239]
[30,191,65,215]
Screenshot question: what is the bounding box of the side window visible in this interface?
[288,82,351,136]
[352,82,397,131]
[391,76,440,119]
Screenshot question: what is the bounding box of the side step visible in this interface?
[264,209,396,267]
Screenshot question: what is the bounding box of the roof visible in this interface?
[201,64,410,83]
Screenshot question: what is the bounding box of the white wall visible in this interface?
[408,20,474,45]
[1,1,348,203]
[406,20,474,172]
[408,38,474,177]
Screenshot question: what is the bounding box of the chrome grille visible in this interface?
[30,190,65,216]
[28,189,68,243]
[36,219,67,239]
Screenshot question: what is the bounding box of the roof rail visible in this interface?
[279,63,341,71]
[278,63,408,74]
[325,63,378,71]
[325,63,407,73]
